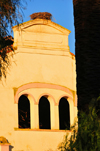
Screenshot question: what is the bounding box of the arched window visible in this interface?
[59,97,70,130]
[39,96,51,129]
[18,95,30,128]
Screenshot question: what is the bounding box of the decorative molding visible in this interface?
[75,94,77,107]
[14,83,73,104]
[37,92,56,105]
[14,127,71,132]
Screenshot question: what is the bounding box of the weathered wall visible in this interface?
[0,19,77,151]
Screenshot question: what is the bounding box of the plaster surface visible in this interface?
[0,18,77,151]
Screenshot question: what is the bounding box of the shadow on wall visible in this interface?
[9,145,14,151]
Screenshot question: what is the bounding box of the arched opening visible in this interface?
[18,95,30,128]
[39,96,51,129]
[59,97,70,130]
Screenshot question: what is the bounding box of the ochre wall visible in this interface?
[0,19,77,151]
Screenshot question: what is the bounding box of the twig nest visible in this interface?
[30,12,52,20]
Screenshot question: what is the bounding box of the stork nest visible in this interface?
[30,12,52,20]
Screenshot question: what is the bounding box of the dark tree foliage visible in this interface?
[58,97,100,151]
[0,0,23,36]
[73,0,100,112]
[0,0,25,79]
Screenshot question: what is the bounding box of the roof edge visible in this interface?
[12,19,71,33]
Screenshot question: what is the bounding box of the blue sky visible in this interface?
[16,0,75,54]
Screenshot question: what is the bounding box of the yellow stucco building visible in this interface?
[0,13,77,151]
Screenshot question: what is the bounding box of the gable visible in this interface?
[23,24,63,34]
[13,19,70,51]
[13,19,70,34]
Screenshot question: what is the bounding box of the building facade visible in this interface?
[0,17,77,151]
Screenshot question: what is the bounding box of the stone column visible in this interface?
[30,101,35,129]
[67,98,74,127]
[54,105,59,130]
[50,102,55,129]
[14,103,18,128]
[30,102,39,129]
[34,104,39,129]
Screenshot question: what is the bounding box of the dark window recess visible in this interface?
[39,96,51,129]
[18,95,30,128]
[59,97,70,130]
